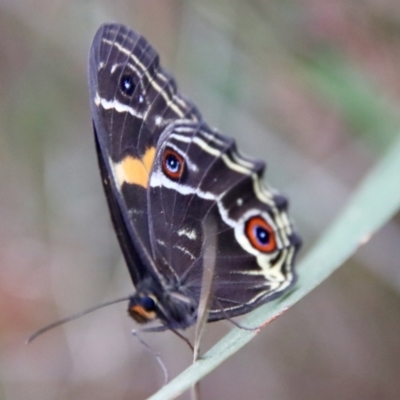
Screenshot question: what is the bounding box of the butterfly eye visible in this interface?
[140,296,156,311]
[245,216,276,253]
[162,148,184,180]
[120,74,136,96]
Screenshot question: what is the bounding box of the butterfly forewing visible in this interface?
[89,24,202,286]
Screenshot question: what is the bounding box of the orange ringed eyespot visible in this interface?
[162,148,184,180]
[245,216,276,253]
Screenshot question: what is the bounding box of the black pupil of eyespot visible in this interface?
[141,296,155,311]
[255,226,270,245]
[166,153,180,173]
[120,75,135,95]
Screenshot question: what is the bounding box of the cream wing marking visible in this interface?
[177,228,198,240]
[95,92,144,118]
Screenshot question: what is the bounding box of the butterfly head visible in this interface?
[128,287,197,329]
[128,294,158,324]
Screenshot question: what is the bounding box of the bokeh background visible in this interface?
[1,1,400,399]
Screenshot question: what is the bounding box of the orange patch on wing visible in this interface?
[113,147,156,188]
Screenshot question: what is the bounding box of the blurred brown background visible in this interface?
[1,1,400,399]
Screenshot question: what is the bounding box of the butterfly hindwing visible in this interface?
[147,121,300,320]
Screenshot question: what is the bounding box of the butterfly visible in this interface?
[88,23,301,333]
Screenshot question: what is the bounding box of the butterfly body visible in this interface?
[89,23,301,331]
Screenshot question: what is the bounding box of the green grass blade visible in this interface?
[301,55,400,152]
[149,135,400,400]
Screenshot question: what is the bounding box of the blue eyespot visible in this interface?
[255,225,270,245]
[162,148,184,179]
[166,154,180,173]
[120,74,135,96]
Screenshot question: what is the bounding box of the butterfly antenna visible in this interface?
[132,330,169,384]
[26,295,131,344]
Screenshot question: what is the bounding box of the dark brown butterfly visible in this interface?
[87,23,301,333]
